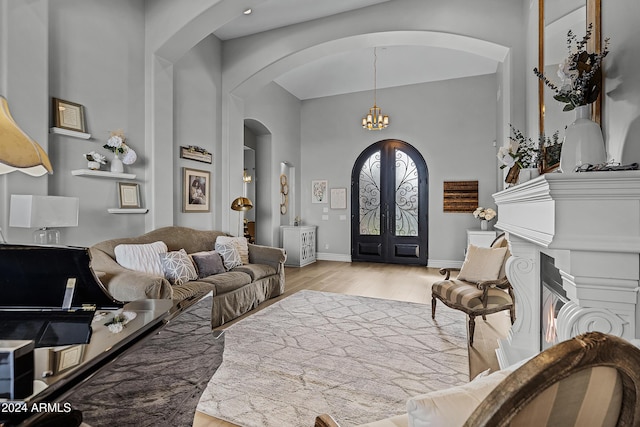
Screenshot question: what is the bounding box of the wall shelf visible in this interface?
[71,169,136,180]
[50,127,91,139]
[108,208,148,214]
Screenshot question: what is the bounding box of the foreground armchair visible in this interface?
[315,331,640,427]
[431,234,514,346]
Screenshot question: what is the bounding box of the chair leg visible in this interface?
[468,315,476,347]
[431,296,436,319]
[509,305,516,325]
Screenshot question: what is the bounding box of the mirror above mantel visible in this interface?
[538,0,602,172]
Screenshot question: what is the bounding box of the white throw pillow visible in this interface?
[406,368,513,427]
[215,241,243,270]
[216,236,249,265]
[114,241,168,277]
[457,244,508,283]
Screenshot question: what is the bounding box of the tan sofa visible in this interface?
[90,226,286,327]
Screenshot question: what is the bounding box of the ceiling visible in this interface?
[213,0,500,100]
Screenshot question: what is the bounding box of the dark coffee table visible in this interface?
[1,294,219,426]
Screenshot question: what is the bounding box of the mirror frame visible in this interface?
[538,0,602,172]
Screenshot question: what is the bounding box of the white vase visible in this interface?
[110,153,124,173]
[559,104,606,173]
[480,220,488,231]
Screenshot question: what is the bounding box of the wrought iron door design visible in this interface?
[351,140,428,265]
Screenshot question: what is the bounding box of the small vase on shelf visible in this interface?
[110,153,124,173]
[480,220,488,231]
[560,104,606,173]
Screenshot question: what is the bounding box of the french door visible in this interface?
[351,140,428,265]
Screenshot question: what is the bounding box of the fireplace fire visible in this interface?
[540,253,566,351]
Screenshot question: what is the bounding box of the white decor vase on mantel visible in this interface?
[559,104,606,173]
[480,220,488,231]
[110,153,124,173]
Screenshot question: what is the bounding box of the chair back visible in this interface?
[490,233,509,280]
[463,331,640,427]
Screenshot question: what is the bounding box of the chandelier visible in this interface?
[361,47,389,130]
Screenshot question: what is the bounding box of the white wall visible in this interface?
[0,0,49,244]
[301,74,498,265]
[48,0,146,247]
[244,82,302,246]
[173,34,222,230]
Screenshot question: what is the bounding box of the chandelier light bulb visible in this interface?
[361,47,389,131]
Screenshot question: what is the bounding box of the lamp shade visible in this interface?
[231,197,253,211]
[0,96,53,176]
[9,195,79,228]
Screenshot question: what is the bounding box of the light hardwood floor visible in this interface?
[192,260,510,427]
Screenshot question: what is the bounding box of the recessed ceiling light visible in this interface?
[243,8,252,15]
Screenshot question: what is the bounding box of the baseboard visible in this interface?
[316,252,352,262]
[427,259,463,269]
[314,254,462,268]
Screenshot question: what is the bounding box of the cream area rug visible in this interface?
[197,290,468,427]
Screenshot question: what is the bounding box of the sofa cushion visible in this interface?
[114,241,168,276]
[215,241,243,270]
[233,263,277,281]
[431,280,513,312]
[457,244,507,283]
[159,249,197,286]
[191,250,226,278]
[199,271,252,295]
[216,236,249,264]
[171,280,216,300]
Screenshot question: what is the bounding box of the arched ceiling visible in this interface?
[210,0,501,100]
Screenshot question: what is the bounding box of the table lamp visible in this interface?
[9,195,79,244]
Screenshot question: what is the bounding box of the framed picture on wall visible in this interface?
[311,180,328,203]
[117,182,141,208]
[183,168,210,212]
[330,188,347,209]
[52,98,86,132]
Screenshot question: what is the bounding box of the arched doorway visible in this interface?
[351,140,428,265]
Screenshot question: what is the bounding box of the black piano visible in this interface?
[0,244,123,347]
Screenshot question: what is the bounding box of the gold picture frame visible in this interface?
[52,97,86,132]
[183,168,210,212]
[117,182,141,208]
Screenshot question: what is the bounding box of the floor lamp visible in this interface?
[231,197,253,237]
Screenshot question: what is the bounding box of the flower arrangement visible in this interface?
[84,151,107,165]
[497,125,540,171]
[533,23,609,112]
[104,310,137,333]
[103,129,137,165]
[473,207,496,222]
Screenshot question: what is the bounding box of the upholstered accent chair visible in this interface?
[431,234,514,346]
[464,331,640,426]
[314,331,640,427]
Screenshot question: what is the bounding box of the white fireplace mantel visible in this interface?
[493,171,640,368]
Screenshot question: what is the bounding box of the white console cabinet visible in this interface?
[281,226,316,267]
[466,229,497,254]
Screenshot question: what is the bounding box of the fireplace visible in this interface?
[540,253,566,351]
[493,171,640,368]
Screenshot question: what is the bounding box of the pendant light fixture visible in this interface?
[361,47,389,131]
